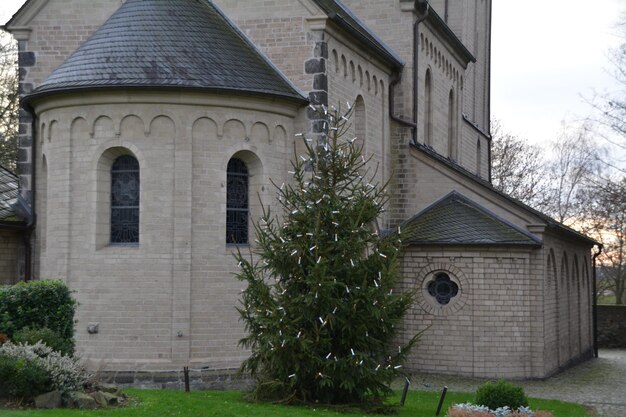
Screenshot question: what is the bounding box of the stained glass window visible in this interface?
[111,155,139,244]
[226,158,248,244]
[427,273,458,305]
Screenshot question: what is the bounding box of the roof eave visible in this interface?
[23,84,309,108]
[327,13,404,70]
[403,241,542,249]
[424,8,476,65]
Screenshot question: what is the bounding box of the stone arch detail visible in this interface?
[149,115,176,138]
[545,248,559,372]
[119,114,146,138]
[92,115,115,138]
[223,119,247,141]
[251,122,270,143]
[273,125,287,144]
[354,95,366,155]
[559,252,570,365]
[572,255,582,357]
[424,68,433,146]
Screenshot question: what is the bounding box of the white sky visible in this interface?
[1,0,624,148]
[492,0,624,147]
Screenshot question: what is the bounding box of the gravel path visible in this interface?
[405,349,626,417]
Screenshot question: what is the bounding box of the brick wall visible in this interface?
[35,91,299,370]
[399,246,544,378]
[598,305,626,348]
[0,230,21,285]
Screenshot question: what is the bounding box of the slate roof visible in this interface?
[312,0,404,69]
[27,0,306,103]
[0,165,21,223]
[410,142,600,246]
[400,192,542,247]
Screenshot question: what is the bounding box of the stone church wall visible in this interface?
[12,0,122,199]
[33,91,298,370]
[541,234,594,375]
[0,230,21,285]
[399,246,545,379]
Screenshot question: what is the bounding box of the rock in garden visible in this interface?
[34,391,62,409]
[69,392,98,409]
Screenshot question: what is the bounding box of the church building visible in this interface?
[3,0,598,380]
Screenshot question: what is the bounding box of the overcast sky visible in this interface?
[1,0,624,148]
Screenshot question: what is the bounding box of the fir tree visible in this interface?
[235,104,419,406]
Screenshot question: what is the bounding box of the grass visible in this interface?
[0,389,590,417]
[597,295,617,305]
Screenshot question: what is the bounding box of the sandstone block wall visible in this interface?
[34,91,298,370]
[399,246,544,378]
[0,230,22,285]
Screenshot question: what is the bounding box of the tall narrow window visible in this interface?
[476,138,482,175]
[448,88,456,160]
[111,155,139,244]
[226,158,249,244]
[424,69,433,146]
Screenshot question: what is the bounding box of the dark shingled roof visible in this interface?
[0,165,21,222]
[400,192,542,247]
[312,0,404,69]
[28,0,306,102]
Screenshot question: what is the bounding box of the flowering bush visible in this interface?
[0,341,90,395]
[447,403,554,417]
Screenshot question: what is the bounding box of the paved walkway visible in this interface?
[406,349,626,417]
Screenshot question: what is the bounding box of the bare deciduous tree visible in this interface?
[490,120,549,209]
[580,177,626,304]
[0,30,18,173]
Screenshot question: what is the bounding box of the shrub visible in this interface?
[0,341,89,396]
[475,380,529,411]
[0,355,52,401]
[0,280,76,355]
[13,327,72,356]
[0,333,8,344]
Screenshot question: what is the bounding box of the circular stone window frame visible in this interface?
[415,264,468,315]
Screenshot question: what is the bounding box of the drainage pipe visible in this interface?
[592,244,603,358]
[389,0,429,145]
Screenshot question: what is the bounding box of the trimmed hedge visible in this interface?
[475,380,529,410]
[0,280,76,353]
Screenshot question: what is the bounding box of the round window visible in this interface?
[426,272,459,305]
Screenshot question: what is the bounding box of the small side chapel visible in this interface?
[3,0,598,379]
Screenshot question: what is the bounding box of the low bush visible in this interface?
[0,280,76,355]
[475,380,529,411]
[13,327,72,356]
[0,355,52,401]
[0,341,89,397]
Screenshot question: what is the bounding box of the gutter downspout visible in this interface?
[486,0,493,182]
[22,102,37,282]
[592,244,603,358]
[389,0,429,145]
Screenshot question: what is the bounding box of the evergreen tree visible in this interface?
[235,105,419,406]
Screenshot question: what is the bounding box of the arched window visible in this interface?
[110,155,140,244]
[226,158,249,244]
[476,138,482,176]
[424,69,433,146]
[448,88,457,160]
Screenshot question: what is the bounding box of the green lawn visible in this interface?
[0,389,590,417]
